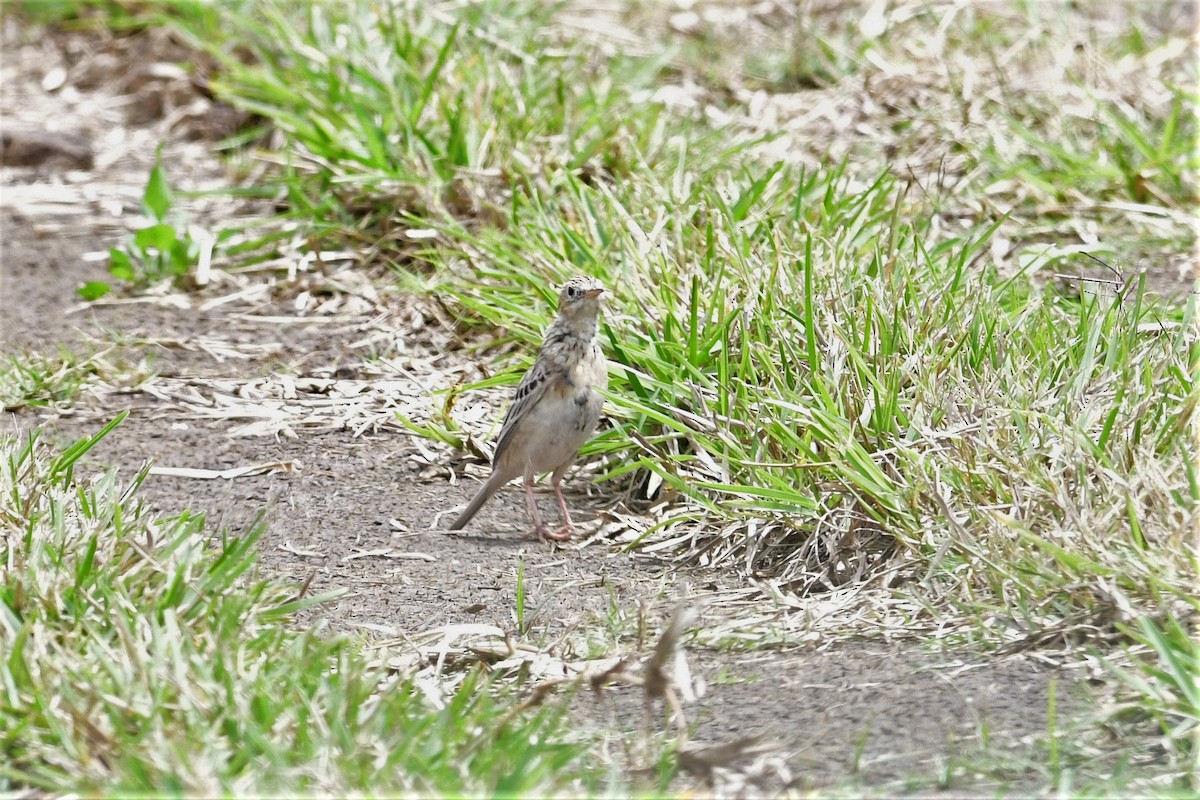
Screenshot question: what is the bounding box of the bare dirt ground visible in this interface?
[1,18,1089,793]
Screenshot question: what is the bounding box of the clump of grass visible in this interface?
[641,1,1197,289]
[0,348,147,411]
[156,0,694,257]
[0,416,619,795]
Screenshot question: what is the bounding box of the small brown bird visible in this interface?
[449,276,608,541]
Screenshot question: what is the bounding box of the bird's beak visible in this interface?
[585,287,604,299]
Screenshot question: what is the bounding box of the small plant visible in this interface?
[78,150,203,300]
[515,558,528,636]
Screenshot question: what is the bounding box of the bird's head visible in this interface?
[556,275,605,319]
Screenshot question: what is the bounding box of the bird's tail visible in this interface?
[448,475,502,530]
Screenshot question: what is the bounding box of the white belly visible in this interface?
[499,384,603,475]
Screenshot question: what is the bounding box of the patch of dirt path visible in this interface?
[1,18,1078,793]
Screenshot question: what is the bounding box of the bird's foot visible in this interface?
[535,524,572,542]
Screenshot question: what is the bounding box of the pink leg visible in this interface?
[548,471,574,541]
[524,473,553,542]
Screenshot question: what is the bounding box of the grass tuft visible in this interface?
[0,418,617,795]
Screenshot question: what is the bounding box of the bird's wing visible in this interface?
[491,358,554,462]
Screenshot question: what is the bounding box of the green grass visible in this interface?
[0,348,147,412]
[8,0,1198,794]
[156,0,694,257]
[0,416,640,795]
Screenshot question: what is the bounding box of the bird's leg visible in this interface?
[547,470,575,541]
[523,472,553,542]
